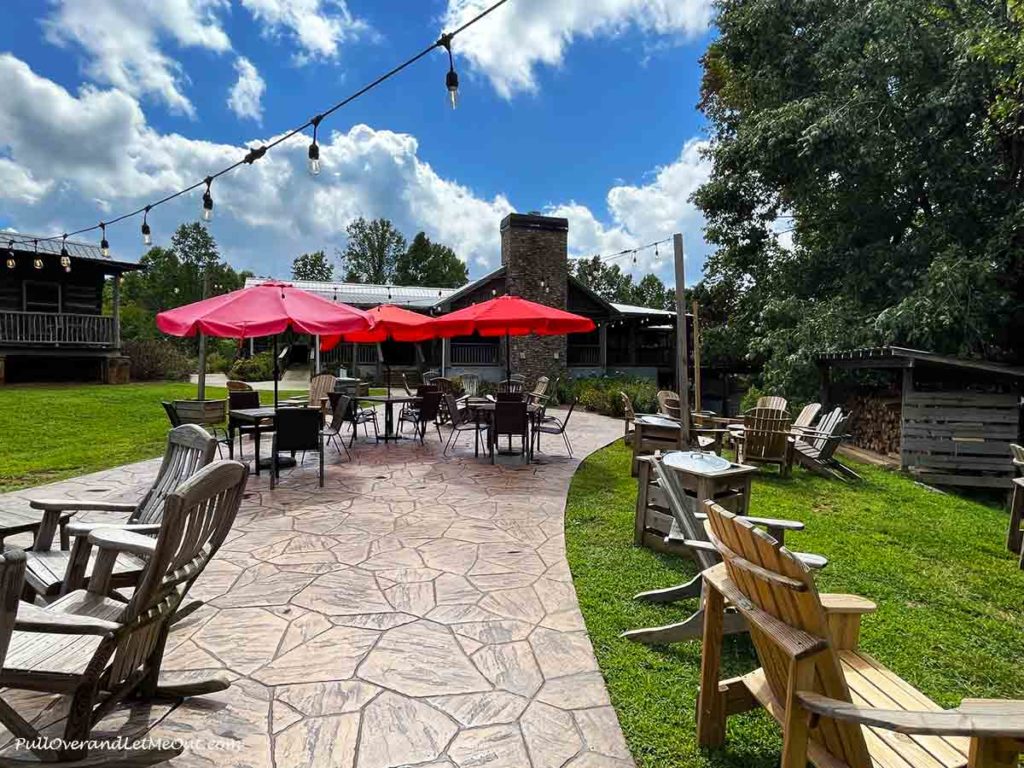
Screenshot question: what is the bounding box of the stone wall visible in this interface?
[500,213,569,386]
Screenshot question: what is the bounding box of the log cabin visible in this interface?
[0,236,142,384]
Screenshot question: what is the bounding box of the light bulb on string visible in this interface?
[32,239,42,270]
[100,223,110,257]
[60,235,71,271]
[141,206,152,246]
[308,115,322,176]
[440,34,459,110]
[202,178,214,222]
[5,240,14,270]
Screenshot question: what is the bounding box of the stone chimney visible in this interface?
[499,213,569,384]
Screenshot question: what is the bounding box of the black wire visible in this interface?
[9,0,513,247]
[575,236,674,266]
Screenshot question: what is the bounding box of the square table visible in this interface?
[359,394,420,442]
[464,399,541,461]
[228,407,281,475]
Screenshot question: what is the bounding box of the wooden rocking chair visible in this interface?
[623,455,826,645]
[0,459,248,766]
[736,407,795,476]
[24,425,217,601]
[793,407,860,481]
[696,501,1024,768]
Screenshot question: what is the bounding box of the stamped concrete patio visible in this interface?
[0,409,634,768]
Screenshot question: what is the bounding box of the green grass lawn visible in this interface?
[565,441,1024,768]
[0,382,307,493]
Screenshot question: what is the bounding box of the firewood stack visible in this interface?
[846,394,901,456]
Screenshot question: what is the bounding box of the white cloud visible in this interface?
[42,0,231,117]
[443,0,714,98]
[238,0,370,61]
[0,54,711,283]
[228,57,267,122]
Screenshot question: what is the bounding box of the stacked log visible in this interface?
[846,394,901,456]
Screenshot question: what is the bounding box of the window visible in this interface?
[23,281,61,312]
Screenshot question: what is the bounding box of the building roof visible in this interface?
[246,278,457,309]
[817,346,1024,378]
[3,233,142,271]
[610,302,675,317]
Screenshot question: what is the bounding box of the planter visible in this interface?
[173,399,227,426]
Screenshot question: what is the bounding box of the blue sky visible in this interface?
[0,0,717,285]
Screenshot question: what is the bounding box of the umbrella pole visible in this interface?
[197,331,207,400]
[273,335,279,410]
[506,332,511,381]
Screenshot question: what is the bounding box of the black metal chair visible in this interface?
[443,393,488,456]
[321,394,353,460]
[490,401,529,464]
[271,407,324,489]
[400,391,443,444]
[348,398,379,445]
[228,389,272,458]
[533,397,578,457]
[496,391,524,402]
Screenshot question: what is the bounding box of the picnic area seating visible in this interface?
[225,379,253,392]
[735,406,795,476]
[696,501,1024,768]
[624,454,826,645]
[792,402,822,434]
[793,406,860,481]
[321,394,353,460]
[24,424,218,601]
[162,400,231,457]
[1007,444,1024,567]
[400,390,443,444]
[533,397,577,458]
[443,393,488,456]
[228,389,273,458]
[0,459,247,765]
[271,406,324,489]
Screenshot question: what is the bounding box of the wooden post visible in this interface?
[673,234,691,448]
[692,299,702,413]
[900,366,913,470]
[111,274,121,350]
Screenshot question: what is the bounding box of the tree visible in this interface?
[292,250,334,281]
[570,257,635,303]
[693,0,1024,398]
[394,232,468,288]
[337,218,407,284]
[630,274,674,312]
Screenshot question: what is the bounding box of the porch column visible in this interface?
[112,274,121,350]
[599,323,608,373]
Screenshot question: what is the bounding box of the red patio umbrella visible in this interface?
[157,281,375,407]
[320,304,438,395]
[431,295,595,380]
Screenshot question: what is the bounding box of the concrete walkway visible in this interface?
[0,410,634,768]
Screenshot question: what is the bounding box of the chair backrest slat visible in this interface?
[497,379,525,394]
[1012,444,1024,476]
[793,403,821,430]
[134,425,218,524]
[0,551,25,667]
[807,407,844,452]
[308,373,337,411]
[229,390,261,411]
[705,503,871,767]
[657,390,681,419]
[418,391,442,422]
[444,393,466,427]
[460,373,480,397]
[756,395,788,411]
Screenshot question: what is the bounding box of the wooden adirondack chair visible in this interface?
[657,390,681,419]
[25,425,218,600]
[623,456,826,645]
[0,459,248,766]
[1007,445,1024,565]
[757,395,788,411]
[792,402,822,434]
[697,502,1024,768]
[794,407,860,481]
[736,407,795,476]
[307,372,336,415]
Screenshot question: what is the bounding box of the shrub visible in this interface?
[562,375,659,418]
[204,351,232,374]
[123,339,192,381]
[228,351,276,382]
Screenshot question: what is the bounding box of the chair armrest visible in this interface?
[67,521,160,538]
[88,528,158,557]
[15,602,119,636]
[694,512,804,531]
[820,594,876,614]
[795,693,1024,738]
[30,499,137,514]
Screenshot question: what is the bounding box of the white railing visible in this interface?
[0,311,116,347]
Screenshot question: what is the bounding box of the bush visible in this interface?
[561,375,659,418]
[204,352,232,374]
[123,339,192,381]
[228,351,275,382]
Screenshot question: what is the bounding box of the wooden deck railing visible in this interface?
[568,345,600,366]
[451,343,499,366]
[0,311,116,347]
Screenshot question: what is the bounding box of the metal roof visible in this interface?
[817,346,1024,378]
[610,302,676,317]
[246,278,458,309]
[2,232,141,271]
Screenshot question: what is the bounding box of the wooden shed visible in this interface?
[817,347,1023,489]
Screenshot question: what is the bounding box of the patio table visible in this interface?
[464,399,542,461]
[229,406,300,475]
[359,394,420,442]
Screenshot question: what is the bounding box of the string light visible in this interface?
[201,178,214,222]
[4,0,510,249]
[439,34,459,110]
[5,240,14,269]
[308,115,322,176]
[32,239,42,270]
[100,223,109,257]
[141,206,152,246]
